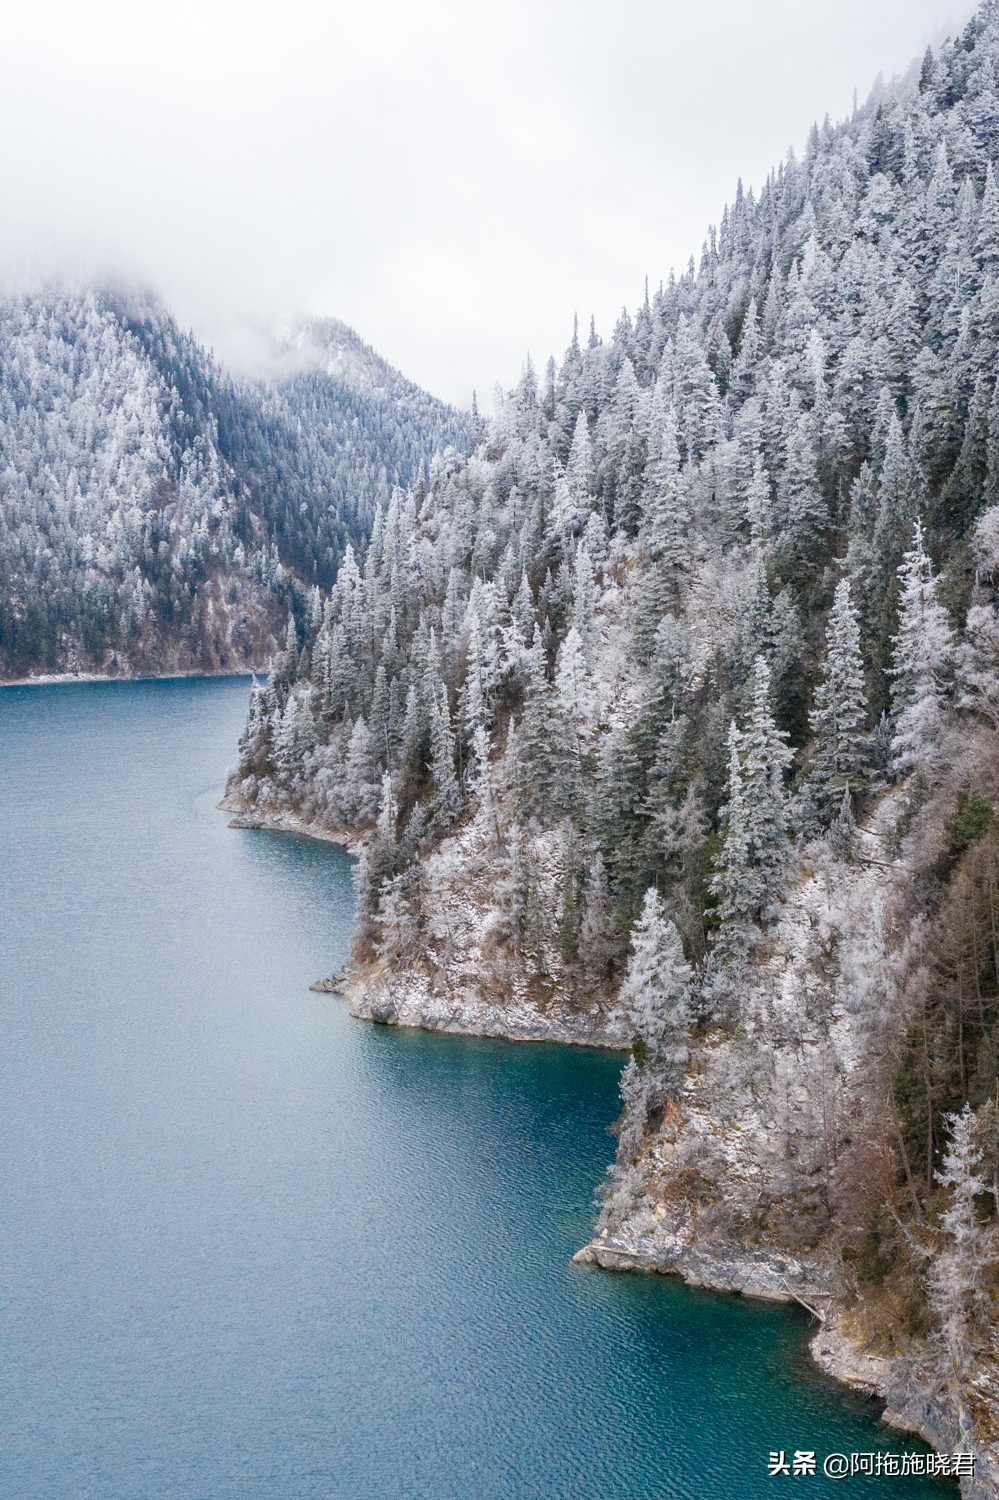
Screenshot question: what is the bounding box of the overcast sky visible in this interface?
[0,0,979,406]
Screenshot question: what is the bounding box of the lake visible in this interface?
[0,677,955,1498]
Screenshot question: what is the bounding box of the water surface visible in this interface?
[0,678,955,1498]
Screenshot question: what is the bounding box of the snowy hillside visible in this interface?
[226,4,999,1487]
[0,288,467,677]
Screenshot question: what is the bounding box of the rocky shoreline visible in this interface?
[345,967,631,1048]
[573,1231,836,1310]
[223,792,631,1048]
[218,794,360,850]
[574,1233,996,1498]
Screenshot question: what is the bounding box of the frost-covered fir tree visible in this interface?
[889,520,956,781]
[577,850,616,987]
[806,578,869,823]
[929,1106,996,1433]
[710,722,755,961]
[710,659,792,993]
[617,888,692,1153]
[960,505,999,730]
[742,657,794,921]
[342,717,380,825]
[619,888,692,1067]
[636,410,688,633]
[517,624,574,823]
[429,682,462,827]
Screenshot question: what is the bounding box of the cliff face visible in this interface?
[589,792,908,1267]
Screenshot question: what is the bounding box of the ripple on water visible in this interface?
[0,678,958,1499]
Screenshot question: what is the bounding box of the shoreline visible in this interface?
[217,795,357,851]
[574,1236,991,1496]
[1,667,266,689]
[347,977,632,1051]
[224,796,631,1050]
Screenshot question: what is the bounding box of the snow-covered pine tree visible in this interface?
[428,682,462,827]
[889,519,956,781]
[517,623,574,824]
[742,657,794,921]
[619,887,692,1072]
[928,1105,996,1435]
[637,409,688,618]
[710,721,755,960]
[616,887,693,1154]
[577,849,616,989]
[341,717,380,825]
[806,578,870,823]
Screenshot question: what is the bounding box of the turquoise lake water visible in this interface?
[0,677,957,1498]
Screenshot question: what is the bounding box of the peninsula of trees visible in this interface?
[229,5,999,1487]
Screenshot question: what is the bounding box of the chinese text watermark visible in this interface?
[768,1449,975,1479]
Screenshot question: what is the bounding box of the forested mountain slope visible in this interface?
[0,290,467,677]
[229,2,999,1485]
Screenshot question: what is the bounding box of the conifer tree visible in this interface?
[375,871,417,964]
[400,685,424,779]
[367,770,399,899]
[458,606,488,738]
[889,520,956,781]
[566,408,593,503]
[619,887,692,1076]
[571,545,596,654]
[638,409,688,572]
[728,297,760,406]
[745,455,773,551]
[616,889,692,1148]
[577,850,616,988]
[829,784,858,861]
[873,415,924,596]
[775,413,827,580]
[929,1106,996,1432]
[807,578,869,820]
[517,624,573,824]
[342,716,380,825]
[429,682,461,827]
[742,657,793,921]
[710,722,754,961]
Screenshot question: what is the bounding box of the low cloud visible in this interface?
[0,0,977,406]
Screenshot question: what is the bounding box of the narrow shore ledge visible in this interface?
[347,978,631,1050]
[1,666,267,689]
[217,794,358,851]
[572,1236,834,1310]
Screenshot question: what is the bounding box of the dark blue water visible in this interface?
[0,678,955,1499]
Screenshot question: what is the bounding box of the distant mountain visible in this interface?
[0,288,467,678]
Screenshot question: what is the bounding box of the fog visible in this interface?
[0,0,978,405]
